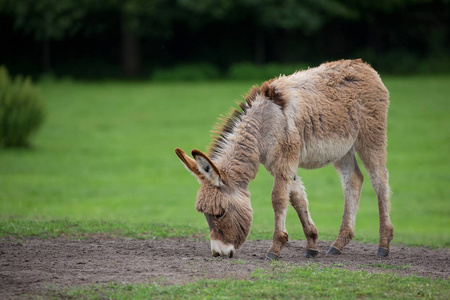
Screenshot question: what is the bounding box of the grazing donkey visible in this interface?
[175,59,393,260]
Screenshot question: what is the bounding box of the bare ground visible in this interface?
[1,238,449,298]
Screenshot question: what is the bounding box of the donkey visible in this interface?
[175,59,393,260]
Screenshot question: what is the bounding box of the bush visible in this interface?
[354,48,450,75]
[0,66,45,148]
[151,63,222,81]
[227,62,309,80]
[417,55,450,74]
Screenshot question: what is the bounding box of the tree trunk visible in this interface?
[121,25,141,78]
[255,27,266,65]
[43,39,51,73]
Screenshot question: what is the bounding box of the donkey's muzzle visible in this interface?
[211,239,235,258]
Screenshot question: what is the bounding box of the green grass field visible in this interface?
[1,76,449,298]
[1,76,449,247]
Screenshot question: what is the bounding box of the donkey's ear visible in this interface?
[191,149,223,187]
[175,148,202,178]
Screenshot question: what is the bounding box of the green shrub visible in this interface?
[417,55,450,74]
[227,62,309,80]
[354,48,450,75]
[0,66,45,148]
[151,63,222,81]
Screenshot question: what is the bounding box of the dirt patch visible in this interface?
[1,238,448,298]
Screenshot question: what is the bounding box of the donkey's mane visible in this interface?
[208,78,285,160]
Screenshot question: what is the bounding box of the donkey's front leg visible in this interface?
[266,176,290,261]
[289,175,319,258]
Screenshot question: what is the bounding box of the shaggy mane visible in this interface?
[208,78,284,159]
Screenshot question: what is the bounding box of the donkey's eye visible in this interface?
[215,212,225,219]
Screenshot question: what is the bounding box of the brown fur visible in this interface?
[176,59,394,258]
[209,78,285,159]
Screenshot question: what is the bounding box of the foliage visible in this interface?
[1,0,449,77]
[4,0,178,40]
[151,63,221,81]
[151,62,311,81]
[180,0,356,32]
[0,66,45,147]
[227,62,309,80]
[5,0,88,41]
[240,0,356,32]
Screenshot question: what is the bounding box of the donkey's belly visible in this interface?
[298,138,354,169]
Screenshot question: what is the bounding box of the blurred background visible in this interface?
[1,0,449,79]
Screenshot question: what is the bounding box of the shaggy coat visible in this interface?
[176,59,393,259]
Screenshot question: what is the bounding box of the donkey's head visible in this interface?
[175,148,253,258]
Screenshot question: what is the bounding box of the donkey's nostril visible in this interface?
[228,251,234,258]
[212,251,221,257]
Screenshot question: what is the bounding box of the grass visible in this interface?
[368,262,412,270]
[0,76,449,247]
[0,219,206,240]
[41,263,448,299]
[333,261,412,270]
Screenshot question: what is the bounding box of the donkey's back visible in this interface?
[267,59,389,170]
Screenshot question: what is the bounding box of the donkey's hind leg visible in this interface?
[327,147,364,255]
[289,175,319,258]
[356,145,394,257]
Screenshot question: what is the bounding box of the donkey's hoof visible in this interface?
[326,245,342,255]
[265,252,279,261]
[377,247,389,257]
[305,249,319,258]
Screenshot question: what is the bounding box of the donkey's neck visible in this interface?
[213,98,278,189]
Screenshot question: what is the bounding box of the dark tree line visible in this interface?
[1,0,449,78]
